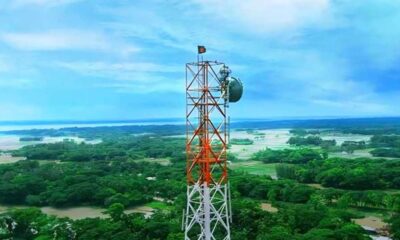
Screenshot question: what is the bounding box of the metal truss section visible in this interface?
[184,183,231,240]
[184,60,232,240]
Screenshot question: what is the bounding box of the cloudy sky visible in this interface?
[0,0,399,121]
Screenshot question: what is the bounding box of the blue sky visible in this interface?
[0,0,399,121]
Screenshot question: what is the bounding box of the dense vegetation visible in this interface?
[12,136,185,162]
[370,135,400,148]
[277,157,400,190]
[368,135,400,158]
[19,137,44,142]
[390,214,400,239]
[289,129,320,136]
[230,138,254,145]
[0,199,370,240]
[0,167,373,240]
[287,136,337,150]
[0,157,374,239]
[340,141,367,154]
[1,124,186,139]
[287,129,400,157]
[4,120,400,239]
[0,160,184,207]
[252,148,325,164]
[0,136,375,239]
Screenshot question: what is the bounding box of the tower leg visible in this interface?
[184,183,231,240]
[203,184,211,240]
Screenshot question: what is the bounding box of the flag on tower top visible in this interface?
[198,45,206,54]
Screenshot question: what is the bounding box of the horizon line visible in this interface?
[2,115,400,125]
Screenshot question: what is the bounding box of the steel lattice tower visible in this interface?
[184,60,232,240]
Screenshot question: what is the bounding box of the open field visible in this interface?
[136,157,171,166]
[145,201,172,210]
[320,132,371,145]
[0,204,158,220]
[349,207,392,231]
[229,129,375,160]
[0,153,25,164]
[230,161,277,178]
[329,148,400,160]
[353,216,387,229]
[260,203,278,213]
[306,183,326,189]
[329,148,374,158]
[229,129,292,159]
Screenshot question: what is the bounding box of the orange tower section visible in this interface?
[186,60,229,186]
[184,60,232,240]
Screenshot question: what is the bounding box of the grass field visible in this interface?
[348,207,392,229]
[145,201,172,211]
[230,161,277,178]
[329,148,400,160]
[136,158,171,166]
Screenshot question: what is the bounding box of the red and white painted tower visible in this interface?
[184,46,242,240]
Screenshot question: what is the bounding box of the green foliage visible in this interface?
[369,135,400,158]
[290,129,308,136]
[370,135,400,148]
[276,164,298,179]
[287,136,336,151]
[0,160,184,207]
[13,136,185,162]
[341,141,366,154]
[390,214,400,240]
[288,136,323,146]
[252,148,324,164]
[370,148,400,158]
[230,138,254,145]
[0,208,75,240]
[1,126,397,239]
[232,175,316,204]
[290,157,400,190]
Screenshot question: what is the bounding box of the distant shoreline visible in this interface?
[0,119,185,131]
[1,116,400,133]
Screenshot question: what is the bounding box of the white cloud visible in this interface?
[58,61,180,75]
[97,80,183,94]
[58,61,183,93]
[0,78,35,89]
[311,99,388,113]
[1,30,109,51]
[101,5,239,53]
[249,47,390,115]
[10,0,81,8]
[191,0,331,34]
[0,30,140,54]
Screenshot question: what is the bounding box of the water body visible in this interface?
[0,135,100,151]
[0,119,183,132]
[230,129,292,159]
[0,205,154,220]
[320,132,371,145]
[0,153,25,164]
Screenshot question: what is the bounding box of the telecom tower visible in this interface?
[184,46,243,240]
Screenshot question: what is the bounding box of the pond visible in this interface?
[0,205,154,220]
